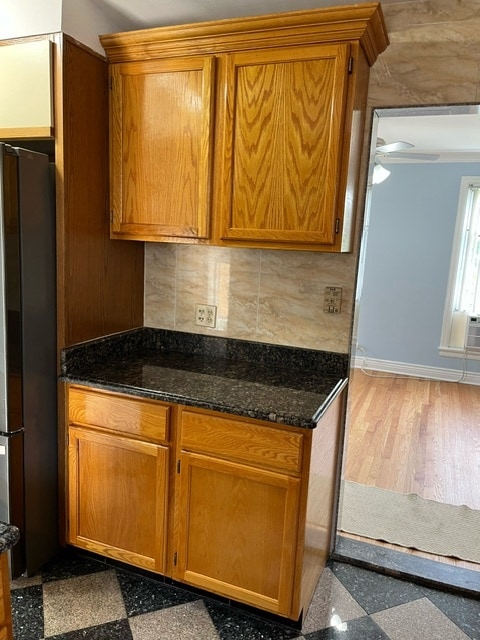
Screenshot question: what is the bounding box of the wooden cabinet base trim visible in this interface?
[0,126,54,139]
[216,238,344,253]
[110,232,211,245]
[180,571,285,615]
[70,537,161,573]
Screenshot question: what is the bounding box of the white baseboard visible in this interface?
[352,356,480,386]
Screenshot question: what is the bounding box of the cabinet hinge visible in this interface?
[173,552,178,566]
[110,210,113,224]
[348,57,354,74]
[109,76,113,90]
[176,460,181,473]
[335,218,341,234]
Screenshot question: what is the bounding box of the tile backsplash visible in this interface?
[145,244,356,353]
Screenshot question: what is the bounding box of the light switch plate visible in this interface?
[323,286,342,313]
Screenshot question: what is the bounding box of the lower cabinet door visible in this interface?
[0,627,10,640]
[174,452,301,616]
[68,426,168,573]
[0,554,12,640]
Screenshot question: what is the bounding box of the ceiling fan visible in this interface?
[375,137,440,161]
[372,137,440,184]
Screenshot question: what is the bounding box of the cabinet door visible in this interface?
[174,452,301,616]
[68,426,168,573]
[216,43,350,249]
[0,554,12,640]
[110,56,215,241]
[0,40,53,139]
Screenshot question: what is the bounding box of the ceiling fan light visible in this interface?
[373,163,391,184]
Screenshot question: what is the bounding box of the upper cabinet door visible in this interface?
[110,56,215,241]
[215,44,351,250]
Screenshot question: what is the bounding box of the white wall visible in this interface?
[0,0,61,40]
[62,0,131,54]
[1,0,127,54]
[355,160,480,376]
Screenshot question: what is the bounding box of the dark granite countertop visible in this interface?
[0,522,20,553]
[60,328,349,428]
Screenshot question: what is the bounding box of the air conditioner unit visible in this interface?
[465,316,480,353]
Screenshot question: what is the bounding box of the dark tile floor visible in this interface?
[10,547,480,639]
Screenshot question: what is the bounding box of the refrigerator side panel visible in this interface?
[16,148,58,575]
[0,144,23,436]
[0,146,8,435]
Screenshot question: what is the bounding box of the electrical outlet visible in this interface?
[195,304,217,328]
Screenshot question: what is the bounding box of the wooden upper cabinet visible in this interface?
[110,57,215,241]
[215,44,350,248]
[101,4,389,251]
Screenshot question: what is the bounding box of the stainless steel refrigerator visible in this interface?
[0,143,58,578]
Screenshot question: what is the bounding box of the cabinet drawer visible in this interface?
[68,386,169,443]
[180,409,304,473]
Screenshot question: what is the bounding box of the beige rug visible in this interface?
[339,481,480,564]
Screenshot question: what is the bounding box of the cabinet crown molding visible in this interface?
[100,2,388,66]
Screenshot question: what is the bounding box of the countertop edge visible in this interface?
[61,374,332,429]
[0,523,20,553]
[312,378,349,422]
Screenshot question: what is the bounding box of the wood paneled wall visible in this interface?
[55,35,144,349]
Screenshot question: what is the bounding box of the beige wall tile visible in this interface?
[369,1,480,107]
[257,251,354,351]
[144,244,177,329]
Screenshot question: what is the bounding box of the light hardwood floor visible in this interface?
[341,368,480,571]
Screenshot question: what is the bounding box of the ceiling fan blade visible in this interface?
[376,140,415,153]
[384,151,440,161]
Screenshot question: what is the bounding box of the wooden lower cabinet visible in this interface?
[68,428,168,572]
[0,553,13,640]
[174,452,301,615]
[66,384,346,621]
[67,386,170,573]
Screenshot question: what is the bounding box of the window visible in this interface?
[440,177,480,355]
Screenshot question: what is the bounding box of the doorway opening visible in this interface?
[336,104,480,587]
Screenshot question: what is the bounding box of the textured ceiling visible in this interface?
[376,107,480,163]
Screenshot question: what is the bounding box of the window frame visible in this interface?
[440,176,480,358]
